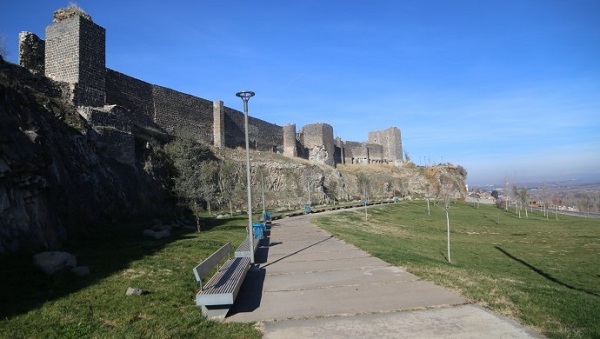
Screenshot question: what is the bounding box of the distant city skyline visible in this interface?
[1,1,599,185]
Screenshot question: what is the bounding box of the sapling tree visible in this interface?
[425,183,432,216]
[357,173,370,220]
[438,174,454,263]
[519,187,529,218]
[444,191,452,263]
[218,159,242,216]
[513,184,521,218]
[503,177,511,211]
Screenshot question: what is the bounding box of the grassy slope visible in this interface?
[314,201,600,338]
[0,218,260,339]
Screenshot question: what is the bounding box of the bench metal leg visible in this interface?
[201,305,231,319]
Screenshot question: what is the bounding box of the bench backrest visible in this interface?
[193,243,232,289]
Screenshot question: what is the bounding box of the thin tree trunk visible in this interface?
[194,201,201,233]
[427,198,430,216]
[446,206,451,263]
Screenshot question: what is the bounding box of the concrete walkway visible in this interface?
[227,213,543,338]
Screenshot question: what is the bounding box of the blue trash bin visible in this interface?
[252,222,264,240]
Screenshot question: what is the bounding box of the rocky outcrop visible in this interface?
[0,59,170,255]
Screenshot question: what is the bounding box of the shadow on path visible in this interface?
[261,235,334,269]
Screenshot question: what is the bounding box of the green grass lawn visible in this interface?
[313,201,600,338]
[0,217,261,339]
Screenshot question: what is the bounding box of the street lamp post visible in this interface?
[236,90,255,264]
[261,168,266,218]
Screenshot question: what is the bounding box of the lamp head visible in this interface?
[236,91,255,101]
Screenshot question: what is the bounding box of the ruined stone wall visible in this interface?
[45,13,105,106]
[105,69,154,126]
[18,32,45,75]
[20,6,407,169]
[300,123,335,166]
[223,107,283,151]
[368,127,402,163]
[77,106,135,166]
[105,69,282,150]
[366,143,384,163]
[344,141,367,164]
[152,85,214,143]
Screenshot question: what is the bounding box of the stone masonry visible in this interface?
[45,9,105,107]
[17,6,403,168]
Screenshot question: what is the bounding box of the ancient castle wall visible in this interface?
[223,107,283,151]
[283,124,297,157]
[366,143,384,162]
[18,32,45,75]
[105,69,154,127]
[213,101,225,148]
[18,6,404,169]
[368,126,402,163]
[78,106,135,166]
[152,85,214,143]
[300,123,335,166]
[45,14,105,106]
[344,141,366,164]
[105,69,282,150]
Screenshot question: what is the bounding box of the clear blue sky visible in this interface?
[2,1,599,185]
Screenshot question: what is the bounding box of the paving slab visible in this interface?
[226,212,543,338]
[230,276,465,322]
[261,256,390,275]
[263,266,419,292]
[262,304,544,339]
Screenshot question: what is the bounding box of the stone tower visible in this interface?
[300,123,335,166]
[45,6,106,106]
[368,127,403,164]
[213,101,225,148]
[282,124,297,157]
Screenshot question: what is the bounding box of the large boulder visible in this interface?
[33,251,76,275]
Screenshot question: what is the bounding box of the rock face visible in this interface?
[0,59,170,255]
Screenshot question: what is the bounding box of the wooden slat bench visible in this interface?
[193,243,250,319]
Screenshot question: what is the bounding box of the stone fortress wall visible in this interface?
[17,6,402,168]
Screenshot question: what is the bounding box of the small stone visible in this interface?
[126,287,148,296]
